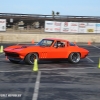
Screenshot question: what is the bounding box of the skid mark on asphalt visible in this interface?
[0,72,36,83]
[0,44,98,71]
[38,59,95,69]
[38,88,100,100]
[38,71,100,100]
[0,72,37,100]
[0,53,4,57]
[0,58,96,72]
[40,74,100,85]
[0,44,100,100]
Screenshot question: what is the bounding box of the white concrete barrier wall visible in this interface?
[0,33,100,43]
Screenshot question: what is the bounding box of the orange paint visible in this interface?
[4,38,89,61]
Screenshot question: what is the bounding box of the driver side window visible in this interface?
[53,41,65,48]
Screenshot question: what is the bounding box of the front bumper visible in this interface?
[8,56,23,61]
[5,51,24,61]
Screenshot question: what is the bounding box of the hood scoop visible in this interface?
[14,45,28,49]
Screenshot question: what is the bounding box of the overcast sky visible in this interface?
[0,0,99,16]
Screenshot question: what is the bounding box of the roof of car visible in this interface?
[44,38,69,42]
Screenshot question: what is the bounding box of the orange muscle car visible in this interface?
[4,38,89,64]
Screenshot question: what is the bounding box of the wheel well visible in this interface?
[78,52,81,57]
[24,52,39,60]
[68,52,81,57]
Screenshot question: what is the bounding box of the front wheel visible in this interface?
[68,52,80,64]
[24,53,39,65]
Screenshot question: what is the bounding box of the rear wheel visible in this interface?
[68,52,80,64]
[24,53,39,65]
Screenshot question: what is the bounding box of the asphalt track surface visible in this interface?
[0,43,100,100]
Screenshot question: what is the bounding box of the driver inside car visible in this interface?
[54,41,65,48]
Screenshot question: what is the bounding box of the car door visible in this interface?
[38,39,54,59]
[50,41,67,58]
[39,46,52,59]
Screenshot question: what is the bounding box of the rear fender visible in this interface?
[68,52,81,58]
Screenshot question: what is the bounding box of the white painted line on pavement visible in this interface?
[0,67,97,73]
[86,57,94,63]
[40,67,97,71]
[0,70,31,73]
[22,72,35,100]
[92,45,100,49]
[32,71,41,100]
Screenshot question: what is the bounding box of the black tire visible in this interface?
[9,59,20,64]
[24,53,39,65]
[68,52,80,64]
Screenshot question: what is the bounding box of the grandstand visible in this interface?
[0,13,100,29]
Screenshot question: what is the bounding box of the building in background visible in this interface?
[0,13,100,30]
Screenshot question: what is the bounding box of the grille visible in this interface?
[5,52,19,57]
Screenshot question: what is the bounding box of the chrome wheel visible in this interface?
[68,53,80,63]
[30,54,37,64]
[24,53,38,65]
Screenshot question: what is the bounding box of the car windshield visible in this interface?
[37,39,54,47]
